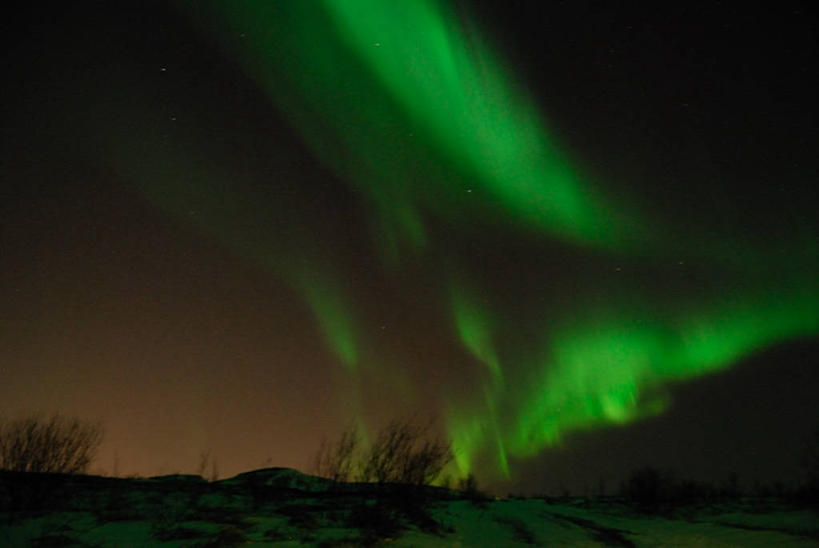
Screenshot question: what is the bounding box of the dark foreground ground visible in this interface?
[1,468,818,546]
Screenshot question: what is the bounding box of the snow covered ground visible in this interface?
[1,468,817,546]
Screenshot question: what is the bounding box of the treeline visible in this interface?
[0,413,456,488]
[3,412,819,508]
[617,465,819,509]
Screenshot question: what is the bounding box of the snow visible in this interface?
[1,469,817,545]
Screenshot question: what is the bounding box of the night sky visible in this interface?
[2,1,817,495]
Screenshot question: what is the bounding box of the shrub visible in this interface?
[359,417,452,486]
[313,422,359,483]
[195,449,220,482]
[457,473,490,506]
[457,473,478,495]
[313,416,453,487]
[0,413,103,474]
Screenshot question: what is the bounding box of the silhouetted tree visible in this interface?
[196,449,220,482]
[313,422,360,483]
[0,413,103,474]
[313,416,452,486]
[360,417,452,486]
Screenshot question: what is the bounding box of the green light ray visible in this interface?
[322,0,620,243]
[447,393,509,479]
[155,1,819,482]
[178,0,648,259]
[450,283,502,382]
[506,285,819,460]
[286,268,359,370]
[98,107,363,372]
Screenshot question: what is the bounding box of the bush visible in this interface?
[458,473,490,506]
[313,416,453,487]
[195,449,220,482]
[359,417,453,486]
[313,422,359,483]
[0,413,103,474]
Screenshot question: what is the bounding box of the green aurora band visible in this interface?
[115,0,818,481]
[180,0,649,257]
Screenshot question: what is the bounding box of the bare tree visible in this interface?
[312,416,453,487]
[360,417,452,486]
[313,422,360,482]
[196,449,220,482]
[0,413,104,474]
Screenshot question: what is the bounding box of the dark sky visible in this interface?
[2,1,817,494]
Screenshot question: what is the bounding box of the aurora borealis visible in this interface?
[2,1,817,492]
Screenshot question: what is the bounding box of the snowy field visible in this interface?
[1,468,817,546]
